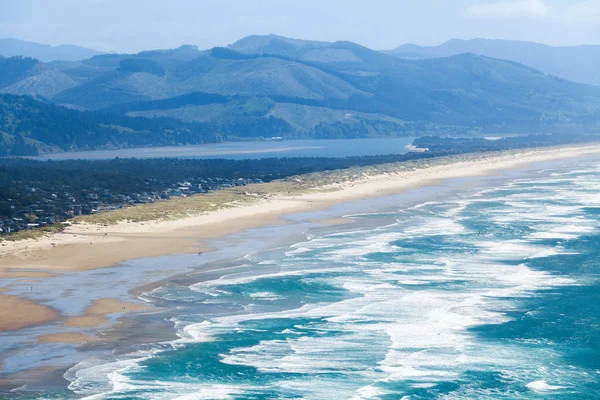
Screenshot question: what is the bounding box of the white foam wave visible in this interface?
[190,266,354,294]
[66,161,600,399]
[66,352,154,398]
[249,291,284,301]
[170,385,255,400]
[526,380,566,391]
[176,320,215,344]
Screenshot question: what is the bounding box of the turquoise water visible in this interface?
[65,159,600,399]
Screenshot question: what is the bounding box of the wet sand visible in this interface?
[65,298,153,328]
[1,144,600,336]
[4,144,600,281]
[0,295,59,332]
[39,333,100,344]
[1,144,600,381]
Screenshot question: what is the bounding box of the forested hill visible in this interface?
[0,34,598,153]
[0,36,600,143]
[0,94,294,156]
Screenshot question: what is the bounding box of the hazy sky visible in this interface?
[1,0,599,53]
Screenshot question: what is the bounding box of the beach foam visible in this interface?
[63,154,600,399]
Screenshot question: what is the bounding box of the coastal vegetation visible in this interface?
[2,33,600,235]
[0,94,294,156]
[1,132,598,235]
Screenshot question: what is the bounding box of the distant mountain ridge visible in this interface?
[1,34,600,155]
[387,38,600,86]
[0,38,103,62]
[228,34,331,55]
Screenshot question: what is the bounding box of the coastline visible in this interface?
[1,144,600,347]
[4,144,600,274]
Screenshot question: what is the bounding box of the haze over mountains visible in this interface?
[1,34,600,156]
[0,38,103,62]
[387,38,600,86]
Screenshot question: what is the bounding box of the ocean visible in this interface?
[17,157,600,399]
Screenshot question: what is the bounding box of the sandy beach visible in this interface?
[2,144,600,340]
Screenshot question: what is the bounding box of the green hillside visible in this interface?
[0,94,293,156]
[0,35,599,152]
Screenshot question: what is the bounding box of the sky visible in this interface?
[1,0,599,53]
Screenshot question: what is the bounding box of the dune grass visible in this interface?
[9,145,591,229]
[72,156,440,225]
[0,223,67,242]
[74,181,303,225]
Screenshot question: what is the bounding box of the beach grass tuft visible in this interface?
[0,223,67,242]
[69,151,511,225]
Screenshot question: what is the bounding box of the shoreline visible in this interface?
[1,144,600,342]
[4,144,600,272]
[1,143,600,391]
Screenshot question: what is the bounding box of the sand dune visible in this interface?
[1,144,600,337]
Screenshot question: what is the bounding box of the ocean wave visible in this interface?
[526,380,567,392]
[65,160,600,399]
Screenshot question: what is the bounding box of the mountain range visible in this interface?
[0,38,103,62]
[387,38,600,86]
[1,34,600,155]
